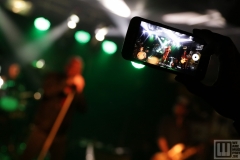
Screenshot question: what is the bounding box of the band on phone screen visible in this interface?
[133,21,204,75]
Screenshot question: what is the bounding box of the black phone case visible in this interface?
[121,16,210,80]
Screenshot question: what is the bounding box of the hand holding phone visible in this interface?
[175,29,240,123]
[121,17,210,80]
[121,16,240,134]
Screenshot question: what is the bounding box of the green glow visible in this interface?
[7,80,15,87]
[19,143,26,150]
[1,83,7,90]
[34,17,51,31]
[131,61,145,69]
[32,61,37,68]
[36,60,45,68]
[75,31,91,44]
[32,60,44,68]
[36,61,44,68]
[102,40,117,54]
[149,34,154,41]
[162,40,170,48]
[0,96,18,112]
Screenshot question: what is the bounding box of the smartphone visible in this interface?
[121,16,210,80]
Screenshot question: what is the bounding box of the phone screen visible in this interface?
[133,21,204,75]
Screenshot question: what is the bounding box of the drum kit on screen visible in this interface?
[146,56,176,68]
[146,56,198,70]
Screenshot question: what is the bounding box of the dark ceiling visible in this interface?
[1,0,240,36]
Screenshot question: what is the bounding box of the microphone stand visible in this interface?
[37,91,75,160]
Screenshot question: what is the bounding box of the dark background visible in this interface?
[1,0,240,159]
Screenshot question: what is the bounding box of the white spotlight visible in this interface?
[95,27,108,41]
[95,33,105,41]
[0,76,4,88]
[67,21,76,29]
[100,0,131,18]
[6,0,32,15]
[36,59,45,68]
[70,14,80,23]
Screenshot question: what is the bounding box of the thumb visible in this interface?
[175,75,212,98]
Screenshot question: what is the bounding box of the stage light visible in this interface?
[162,10,226,28]
[34,92,41,100]
[34,17,51,31]
[131,61,145,69]
[5,0,32,15]
[0,76,4,88]
[75,31,91,44]
[149,34,154,41]
[95,27,108,41]
[32,59,45,68]
[102,40,117,54]
[69,14,80,23]
[36,59,45,68]
[95,33,104,41]
[0,96,18,112]
[67,14,79,29]
[100,0,131,18]
[67,21,76,29]
[86,143,95,160]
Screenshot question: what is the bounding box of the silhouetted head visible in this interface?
[173,96,189,117]
[8,63,20,79]
[65,56,83,77]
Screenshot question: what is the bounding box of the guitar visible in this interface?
[147,56,159,65]
[180,57,188,64]
[151,143,199,160]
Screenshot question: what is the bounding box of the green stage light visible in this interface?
[149,34,154,41]
[131,61,145,69]
[32,59,45,69]
[34,17,51,31]
[0,96,18,112]
[102,40,117,54]
[75,31,91,44]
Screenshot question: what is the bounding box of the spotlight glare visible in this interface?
[67,21,76,29]
[96,27,108,35]
[34,17,51,31]
[70,14,80,23]
[95,33,105,41]
[100,0,131,17]
[95,27,108,41]
[7,0,32,15]
[75,31,91,44]
[32,59,45,68]
[34,92,41,100]
[36,59,45,68]
[0,76,4,88]
[102,40,117,54]
[0,96,18,112]
[131,62,145,69]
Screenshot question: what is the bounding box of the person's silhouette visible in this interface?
[175,29,240,134]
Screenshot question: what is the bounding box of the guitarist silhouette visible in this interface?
[180,47,188,70]
[153,96,200,160]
